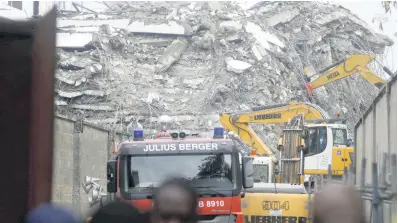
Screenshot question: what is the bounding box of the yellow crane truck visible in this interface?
[220,101,354,183]
[241,115,312,222]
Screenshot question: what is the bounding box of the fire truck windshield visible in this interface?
[127,153,234,189]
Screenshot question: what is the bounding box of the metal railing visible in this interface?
[308,152,397,223]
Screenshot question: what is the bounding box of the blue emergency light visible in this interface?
[133,129,144,141]
[213,127,224,139]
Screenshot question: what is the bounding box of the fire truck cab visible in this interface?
[107,127,254,223]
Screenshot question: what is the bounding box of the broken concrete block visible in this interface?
[57,91,83,98]
[374,33,395,46]
[226,58,252,74]
[70,14,113,20]
[158,115,173,123]
[252,43,268,61]
[188,2,196,10]
[226,34,244,43]
[0,4,28,20]
[166,8,178,20]
[217,12,234,20]
[55,100,68,106]
[70,104,114,111]
[83,90,109,97]
[127,21,192,35]
[57,19,130,29]
[56,33,93,48]
[146,92,160,103]
[55,74,88,87]
[265,9,300,27]
[56,90,108,98]
[314,11,346,25]
[219,21,242,32]
[137,38,173,47]
[85,64,103,76]
[263,32,285,48]
[245,22,271,51]
[245,22,285,49]
[183,78,205,88]
[155,38,188,73]
[208,1,222,12]
[193,32,215,49]
[58,26,100,33]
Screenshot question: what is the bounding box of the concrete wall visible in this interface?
[52,116,125,216]
[354,74,397,222]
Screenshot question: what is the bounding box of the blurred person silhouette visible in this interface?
[25,203,79,223]
[89,200,142,223]
[151,178,198,223]
[313,183,365,223]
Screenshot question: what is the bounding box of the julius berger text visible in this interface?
[143,143,219,152]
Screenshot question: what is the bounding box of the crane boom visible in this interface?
[305,54,392,94]
[219,101,329,156]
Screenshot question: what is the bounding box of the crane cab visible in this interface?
[302,120,354,182]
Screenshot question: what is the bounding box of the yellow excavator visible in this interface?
[241,114,311,222]
[304,54,393,94]
[220,101,354,184]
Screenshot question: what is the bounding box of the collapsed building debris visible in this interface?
[54,1,394,148]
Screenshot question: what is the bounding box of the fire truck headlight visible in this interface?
[171,133,179,139]
[179,132,186,138]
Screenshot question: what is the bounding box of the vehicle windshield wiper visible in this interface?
[195,186,226,197]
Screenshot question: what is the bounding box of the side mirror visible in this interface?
[347,139,353,147]
[241,156,254,188]
[107,160,117,193]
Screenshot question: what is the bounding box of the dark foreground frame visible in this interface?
[0,8,56,222]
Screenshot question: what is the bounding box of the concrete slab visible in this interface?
[265,9,300,27]
[57,19,130,29]
[314,11,346,25]
[245,22,271,51]
[0,4,28,20]
[127,21,190,35]
[70,104,114,111]
[56,33,93,48]
[263,32,285,48]
[252,43,268,61]
[226,58,252,74]
[220,20,242,31]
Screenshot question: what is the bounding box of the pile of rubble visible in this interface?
[54,1,394,147]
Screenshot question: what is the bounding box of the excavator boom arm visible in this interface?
[308,54,386,90]
[231,102,328,124]
[219,102,329,156]
[219,114,273,156]
[356,66,386,89]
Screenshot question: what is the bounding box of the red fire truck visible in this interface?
[107,127,254,223]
